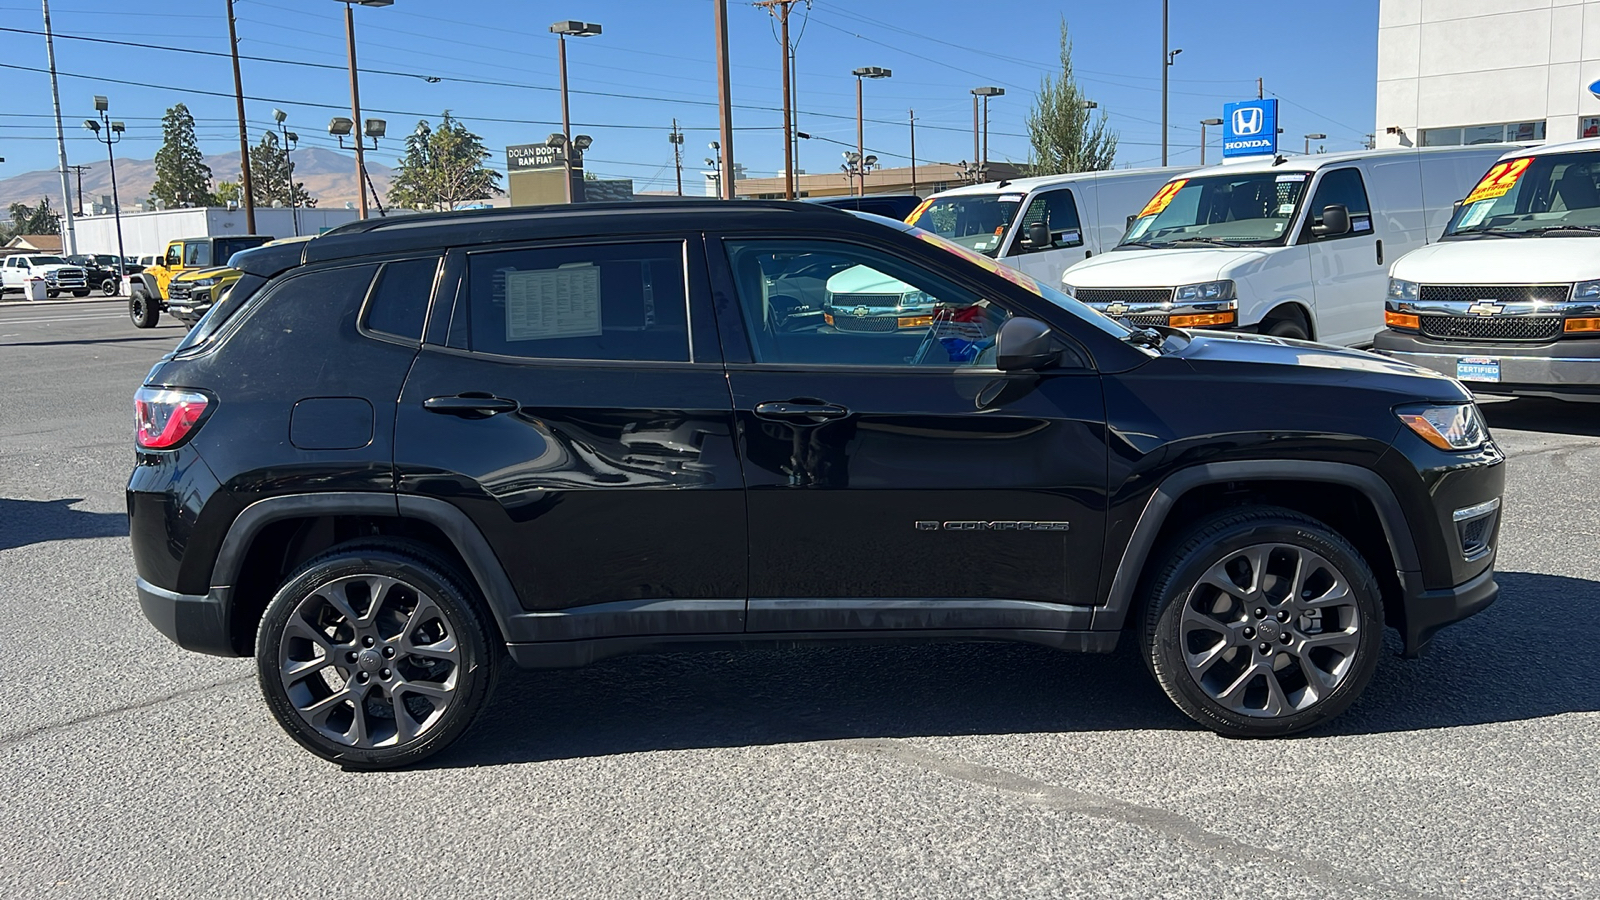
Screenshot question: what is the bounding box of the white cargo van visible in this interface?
[903,167,1197,288]
[1060,145,1514,345]
[1375,138,1600,400]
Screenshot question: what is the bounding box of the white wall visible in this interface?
[1378,0,1600,148]
[71,206,363,258]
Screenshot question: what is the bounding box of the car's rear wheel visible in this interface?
[100,278,118,296]
[46,289,59,299]
[1261,313,1310,341]
[256,540,498,769]
[1142,506,1382,737]
[72,289,90,298]
[129,289,158,328]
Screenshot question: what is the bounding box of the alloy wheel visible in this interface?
[278,574,462,748]
[1178,543,1361,718]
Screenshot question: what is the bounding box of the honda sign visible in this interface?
[1222,99,1278,159]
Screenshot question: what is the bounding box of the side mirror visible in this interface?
[1026,221,1052,249]
[995,316,1059,371]
[1313,203,1350,238]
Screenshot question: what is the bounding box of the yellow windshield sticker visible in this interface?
[1136,179,1188,219]
[1463,157,1533,205]
[905,197,935,225]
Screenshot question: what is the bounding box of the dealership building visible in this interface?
[1378,0,1600,148]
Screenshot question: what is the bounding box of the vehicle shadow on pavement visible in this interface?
[436,570,1596,767]
[0,498,128,551]
[1480,397,1600,437]
[0,335,183,349]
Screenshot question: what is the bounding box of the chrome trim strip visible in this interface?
[1452,497,1502,522]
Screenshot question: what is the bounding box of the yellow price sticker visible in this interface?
[1463,157,1533,205]
[905,197,935,225]
[1136,179,1188,219]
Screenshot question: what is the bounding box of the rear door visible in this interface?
[395,235,747,642]
[1303,167,1385,346]
[714,233,1108,635]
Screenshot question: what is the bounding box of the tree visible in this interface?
[388,113,503,211]
[1025,20,1117,175]
[248,131,314,210]
[151,103,217,207]
[215,181,241,204]
[2,197,62,241]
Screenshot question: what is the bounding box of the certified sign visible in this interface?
[1222,99,1279,159]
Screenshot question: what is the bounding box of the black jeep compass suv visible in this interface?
[128,202,1503,768]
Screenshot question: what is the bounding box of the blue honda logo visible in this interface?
[1222,99,1279,159]
[1232,107,1263,136]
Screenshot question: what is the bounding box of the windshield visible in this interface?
[213,237,271,265]
[1444,151,1600,236]
[32,256,68,265]
[1120,172,1309,247]
[905,193,1024,257]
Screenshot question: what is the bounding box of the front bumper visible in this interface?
[136,577,238,656]
[1374,329,1600,397]
[1398,566,1498,658]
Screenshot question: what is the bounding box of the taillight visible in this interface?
[134,387,210,449]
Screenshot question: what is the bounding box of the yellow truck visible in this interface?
[128,235,271,328]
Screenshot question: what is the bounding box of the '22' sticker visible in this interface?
[1137,179,1188,219]
[1463,157,1533,205]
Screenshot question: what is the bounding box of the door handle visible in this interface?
[753,400,852,421]
[423,393,520,418]
[1376,239,1384,266]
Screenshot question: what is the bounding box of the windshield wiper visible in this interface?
[1164,237,1239,248]
[1115,241,1156,250]
[1524,224,1600,236]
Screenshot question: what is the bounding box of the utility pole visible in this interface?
[713,0,735,199]
[790,43,800,187]
[1258,77,1264,100]
[669,119,684,197]
[909,109,916,194]
[756,0,798,199]
[226,0,256,233]
[68,164,89,215]
[42,0,77,255]
[1161,0,1168,166]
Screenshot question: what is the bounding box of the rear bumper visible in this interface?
[136,577,239,657]
[1399,565,1498,658]
[1374,329,1600,397]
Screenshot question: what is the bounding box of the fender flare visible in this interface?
[128,272,160,298]
[209,492,525,642]
[1090,460,1420,632]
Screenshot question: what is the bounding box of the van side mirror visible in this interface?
[1452,199,1463,214]
[995,316,1059,371]
[1313,203,1350,238]
[1026,221,1052,249]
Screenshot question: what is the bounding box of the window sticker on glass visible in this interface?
[1061,231,1081,243]
[1456,200,1493,230]
[504,264,602,341]
[1275,173,1307,183]
[1463,157,1533,205]
[1137,180,1188,218]
[998,194,1024,203]
[1277,203,1296,215]
[905,197,934,224]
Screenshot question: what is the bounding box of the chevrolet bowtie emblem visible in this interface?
[1104,302,1130,317]
[1467,300,1503,317]
[851,306,871,318]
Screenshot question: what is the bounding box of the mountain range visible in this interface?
[0,147,397,212]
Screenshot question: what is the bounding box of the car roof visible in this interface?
[236,200,860,277]
[927,166,1197,199]
[1495,136,1600,159]
[1173,144,1526,179]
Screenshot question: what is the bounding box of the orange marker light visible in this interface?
[1386,311,1421,330]
[1169,311,1236,328]
[1564,317,1600,333]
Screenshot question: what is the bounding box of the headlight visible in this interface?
[899,290,933,308]
[1396,403,1486,451]
[1572,280,1600,302]
[1174,280,1234,302]
[1059,282,1077,298]
[1388,278,1419,302]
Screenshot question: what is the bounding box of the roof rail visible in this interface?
[319,198,833,237]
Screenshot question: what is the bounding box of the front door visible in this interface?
[1304,166,1385,346]
[395,236,747,641]
[715,236,1107,634]
[1005,186,1089,288]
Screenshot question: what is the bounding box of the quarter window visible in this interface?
[466,242,689,362]
[363,257,439,343]
[724,239,1012,368]
[1305,168,1373,239]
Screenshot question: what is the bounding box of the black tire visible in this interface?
[72,289,90,298]
[129,290,159,328]
[46,289,59,299]
[101,278,118,297]
[256,539,499,769]
[1262,314,1310,341]
[1141,505,1383,737]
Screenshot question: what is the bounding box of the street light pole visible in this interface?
[1304,133,1326,155]
[1199,117,1222,165]
[551,20,601,205]
[274,109,300,236]
[713,0,735,199]
[970,87,1003,180]
[332,0,391,220]
[852,67,890,197]
[83,99,125,292]
[909,109,916,194]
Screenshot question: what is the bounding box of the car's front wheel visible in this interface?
[100,278,118,296]
[256,540,498,768]
[128,289,158,328]
[1142,506,1382,737]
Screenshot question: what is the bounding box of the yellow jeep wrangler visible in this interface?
[128,235,271,328]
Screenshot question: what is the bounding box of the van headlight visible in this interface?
[1388,278,1419,302]
[1396,403,1486,451]
[1572,280,1600,302]
[1059,282,1077,298]
[1174,280,1234,302]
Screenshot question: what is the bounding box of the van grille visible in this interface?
[1419,316,1561,342]
[1077,288,1173,305]
[1418,284,1570,304]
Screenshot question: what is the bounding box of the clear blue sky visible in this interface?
[0,0,1379,193]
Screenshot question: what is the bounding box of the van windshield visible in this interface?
[1444,151,1600,237]
[905,194,1024,257]
[1119,172,1309,248]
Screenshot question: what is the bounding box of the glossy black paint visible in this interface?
[130,200,1505,664]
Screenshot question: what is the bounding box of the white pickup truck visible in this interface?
[0,254,90,298]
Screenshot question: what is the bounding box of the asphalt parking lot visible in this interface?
[0,298,1595,899]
